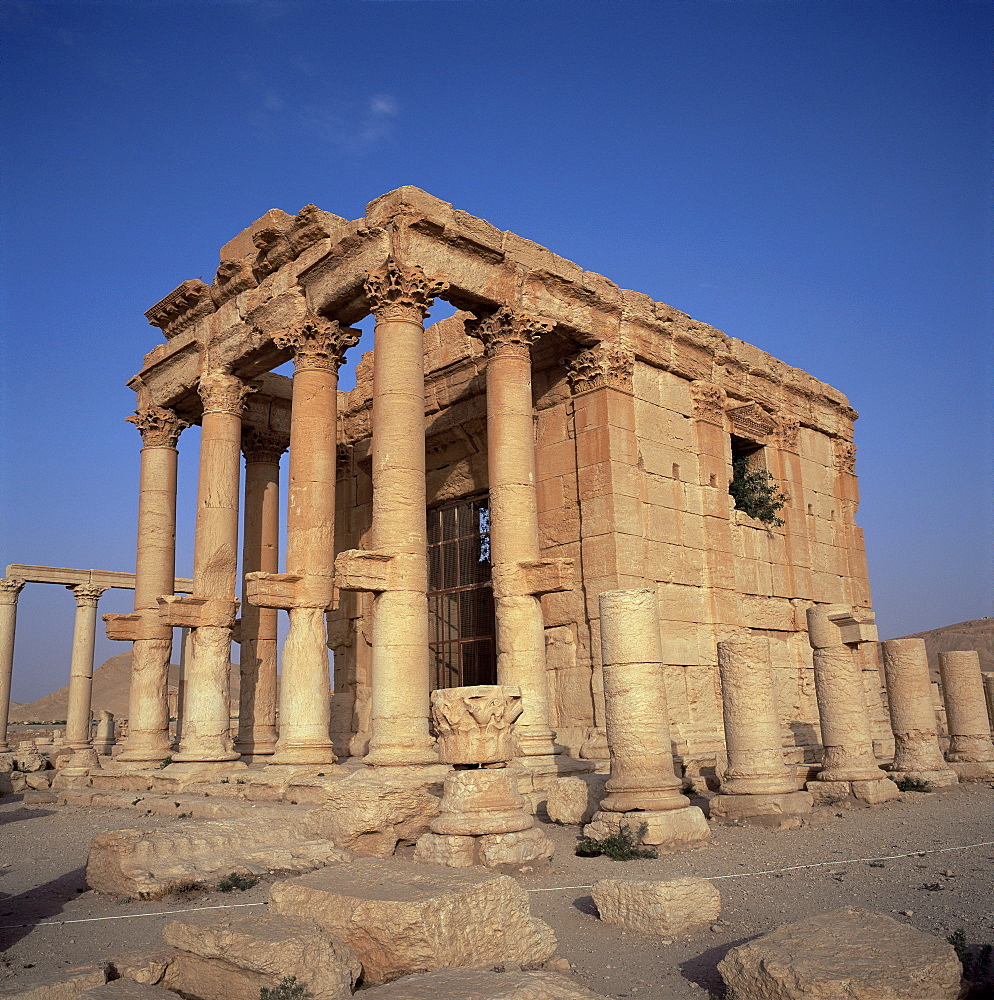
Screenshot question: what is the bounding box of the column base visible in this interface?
[161,760,247,779]
[233,737,277,757]
[885,766,959,788]
[170,749,242,764]
[948,761,994,781]
[710,790,813,823]
[514,727,561,758]
[806,776,901,805]
[583,807,711,851]
[63,747,101,770]
[115,738,174,764]
[364,737,438,767]
[266,743,337,767]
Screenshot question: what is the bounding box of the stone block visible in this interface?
[851,777,901,804]
[0,966,106,999]
[413,833,478,867]
[583,807,710,850]
[106,952,174,987]
[709,791,813,822]
[718,908,962,999]
[805,780,853,806]
[268,856,557,985]
[77,982,175,999]
[356,968,610,999]
[592,877,721,936]
[546,775,607,825]
[478,827,555,867]
[163,911,361,1000]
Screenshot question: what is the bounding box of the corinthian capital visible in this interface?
[241,427,290,464]
[70,584,107,609]
[274,312,361,373]
[0,578,25,605]
[126,406,189,449]
[364,258,448,321]
[198,372,255,415]
[565,341,635,393]
[468,306,554,359]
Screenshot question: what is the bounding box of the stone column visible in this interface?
[806,606,899,802]
[583,589,710,848]
[62,584,108,770]
[109,406,186,763]
[881,639,958,786]
[234,428,288,757]
[336,260,446,766]
[0,577,26,752]
[470,307,573,759]
[710,637,812,821]
[93,710,115,755]
[939,651,994,778]
[249,314,360,767]
[984,673,994,737]
[165,372,252,764]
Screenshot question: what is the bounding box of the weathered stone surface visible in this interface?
[0,965,106,999]
[851,777,901,804]
[583,807,710,850]
[357,967,611,999]
[717,908,962,999]
[709,790,812,822]
[413,832,478,867]
[77,981,175,999]
[592,877,720,936]
[86,816,350,898]
[163,911,361,1000]
[479,827,555,867]
[430,767,533,836]
[546,775,607,825]
[107,952,174,987]
[431,685,523,765]
[268,856,557,985]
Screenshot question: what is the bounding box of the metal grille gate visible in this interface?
[427,495,497,689]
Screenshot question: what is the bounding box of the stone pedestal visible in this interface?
[805,606,899,802]
[583,589,710,849]
[114,406,186,763]
[415,685,553,867]
[709,637,812,822]
[938,650,994,779]
[61,584,107,773]
[0,577,25,753]
[93,710,115,755]
[881,638,958,786]
[338,261,445,767]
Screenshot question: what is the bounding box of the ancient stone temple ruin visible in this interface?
[102,185,883,773]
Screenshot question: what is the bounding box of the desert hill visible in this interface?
[889,617,993,680]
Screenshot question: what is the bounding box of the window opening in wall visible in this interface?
[728,436,787,527]
[427,495,497,689]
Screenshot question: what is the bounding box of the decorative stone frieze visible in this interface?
[126,406,188,449]
[212,258,258,305]
[144,278,215,339]
[690,381,727,422]
[274,312,361,372]
[727,402,776,443]
[364,258,449,321]
[565,341,635,394]
[198,372,255,415]
[431,684,523,766]
[468,306,554,359]
[241,427,290,465]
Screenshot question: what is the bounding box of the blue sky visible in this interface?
[1,0,991,702]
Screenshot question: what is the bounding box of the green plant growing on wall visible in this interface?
[729,456,787,527]
[260,976,306,1000]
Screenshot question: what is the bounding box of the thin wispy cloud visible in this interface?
[295,93,400,154]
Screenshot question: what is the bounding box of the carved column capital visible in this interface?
[126,406,189,449]
[274,312,361,373]
[70,584,107,609]
[198,372,255,416]
[833,439,857,475]
[565,341,635,393]
[241,427,290,465]
[364,258,448,321]
[690,381,727,422]
[773,416,801,453]
[468,306,554,359]
[0,578,26,605]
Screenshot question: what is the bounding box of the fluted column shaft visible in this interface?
[235,430,286,756]
[267,316,359,766]
[173,373,250,763]
[64,585,107,765]
[117,407,185,762]
[363,261,446,765]
[939,651,994,764]
[475,308,557,756]
[0,578,26,752]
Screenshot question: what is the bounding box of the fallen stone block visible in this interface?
[718,907,962,999]
[546,775,607,825]
[163,911,361,1000]
[268,856,557,985]
[0,965,106,999]
[591,877,720,936]
[106,952,174,987]
[357,967,611,998]
[77,981,175,999]
[86,816,350,898]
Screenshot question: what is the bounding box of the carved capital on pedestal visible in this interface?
[773,416,801,452]
[690,381,727,422]
[565,341,635,393]
[364,258,448,321]
[430,684,523,765]
[274,312,361,373]
[467,306,554,359]
[241,427,290,464]
[833,439,857,475]
[0,578,25,605]
[70,585,107,609]
[198,372,255,416]
[126,406,189,449]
